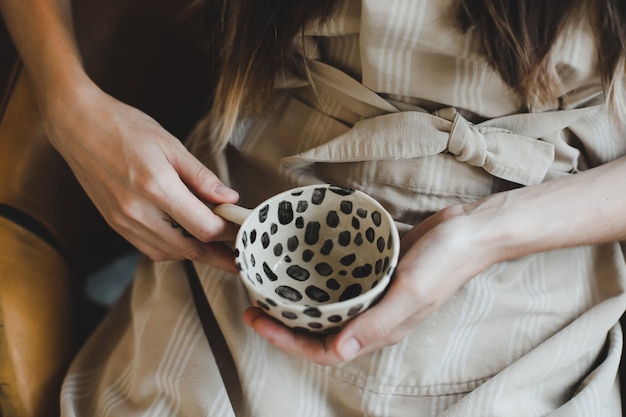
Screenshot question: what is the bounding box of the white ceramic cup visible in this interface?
[214,184,399,333]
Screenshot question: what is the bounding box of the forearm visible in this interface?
[468,155,626,263]
[0,0,90,100]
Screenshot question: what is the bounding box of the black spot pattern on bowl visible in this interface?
[304,222,321,245]
[278,201,294,225]
[286,265,310,281]
[377,236,385,253]
[259,204,269,223]
[263,262,278,282]
[261,232,270,249]
[282,311,298,320]
[326,211,340,228]
[352,264,373,278]
[371,211,382,227]
[276,285,302,302]
[338,231,351,246]
[340,254,356,266]
[311,188,327,205]
[347,303,364,316]
[297,200,308,213]
[328,315,342,323]
[287,236,299,252]
[339,284,362,301]
[303,307,322,318]
[329,185,354,196]
[326,278,340,290]
[233,184,398,333]
[306,285,331,303]
[314,262,333,276]
[321,239,333,255]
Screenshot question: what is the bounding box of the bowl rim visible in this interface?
[234,183,400,312]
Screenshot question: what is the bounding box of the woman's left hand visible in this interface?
[242,204,503,365]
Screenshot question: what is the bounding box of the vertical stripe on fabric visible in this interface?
[238,329,270,415]
[296,362,330,417]
[94,364,134,417]
[399,2,427,95]
[372,337,411,417]
[433,264,500,385]
[145,301,202,417]
[61,367,106,401]
[506,257,551,365]
[374,0,402,92]
[359,350,383,417]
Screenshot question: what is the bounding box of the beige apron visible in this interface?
[61,1,626,415]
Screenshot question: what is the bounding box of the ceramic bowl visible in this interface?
[215,184,399,333]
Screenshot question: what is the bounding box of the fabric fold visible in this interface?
[283,107,557,185]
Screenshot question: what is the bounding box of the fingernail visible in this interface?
[339,337,361,361]
[215,184,238,198]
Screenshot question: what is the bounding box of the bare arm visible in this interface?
[0,0,85,100]
[0,0,240,270]
[244,154,626,364]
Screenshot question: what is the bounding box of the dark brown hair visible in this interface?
[199,0,337,149]
[456,0,626,109]
[206,0,626,149]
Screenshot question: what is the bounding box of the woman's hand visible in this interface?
[42,81,240,272]
[243,204,502,365]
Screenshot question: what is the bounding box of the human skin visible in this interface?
[3,0,626,364]
[243,156,626,364]
[0,0,240,272]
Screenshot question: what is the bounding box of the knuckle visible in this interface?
[194,227,218,243]
[193,166,218,186]
[362,320,392,343]
[140,176,168,199]
[115,196,143,220]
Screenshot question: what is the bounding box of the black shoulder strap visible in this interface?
[184,260,244,416]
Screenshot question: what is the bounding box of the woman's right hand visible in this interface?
[41,79,241,272]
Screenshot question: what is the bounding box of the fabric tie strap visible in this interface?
[283,107,555,186]
[281,60,598,186]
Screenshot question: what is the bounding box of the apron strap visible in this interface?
[282,60,600,186]
[185,260,243,416]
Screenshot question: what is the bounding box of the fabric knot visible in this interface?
[447,112,488,167]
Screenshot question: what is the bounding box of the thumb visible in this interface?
[173,145,239,204]
[332,277,422,361]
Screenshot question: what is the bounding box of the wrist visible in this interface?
[460,191,541,265]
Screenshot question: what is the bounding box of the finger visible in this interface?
[174,148,240,205]
[113,207,238,272]
[155,175,239,243]
[332,271,431,361]
[242,307,342,366]
[157,214,238,272]
[143,144,239,243]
